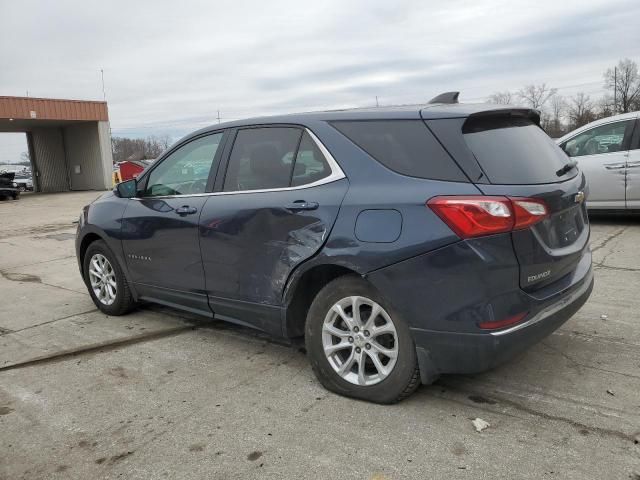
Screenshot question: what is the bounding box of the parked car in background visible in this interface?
[76,95,593,403]
[0,172,20,200]
[13,174,33,192]
[557,111,640,211]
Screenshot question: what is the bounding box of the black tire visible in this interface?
[83,240,136,315]
[305,275,420,404]
[11,193,18,200]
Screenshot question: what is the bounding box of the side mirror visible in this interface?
[116,179,138,198]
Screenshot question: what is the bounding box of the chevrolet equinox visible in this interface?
[76,93,593,403]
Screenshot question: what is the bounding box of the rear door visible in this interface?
[559,119,635,209]
[624,118,640,209]
[199,126,348,334]
[426,110,590,292]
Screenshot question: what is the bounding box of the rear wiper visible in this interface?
[556,159,578,177]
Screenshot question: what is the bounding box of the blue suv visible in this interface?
[76,93,593,403]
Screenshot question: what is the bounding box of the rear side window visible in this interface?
[331,120,467,182]
[463,115,574,184]
[291,132,332,187]
[223,127,302,191]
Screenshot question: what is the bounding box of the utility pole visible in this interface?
[375,96,379,107]
[217,110,221,124]
[614,66,617,114]
[101,69,107,101]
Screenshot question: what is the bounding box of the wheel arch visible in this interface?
[282,261,363,338]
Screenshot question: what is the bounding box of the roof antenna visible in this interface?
[428,91,460,104]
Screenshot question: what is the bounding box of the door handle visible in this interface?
[604,163,626,170]
[284,200,319,211]
[175,205,198,215]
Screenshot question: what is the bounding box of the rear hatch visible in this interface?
[425,109,589,292]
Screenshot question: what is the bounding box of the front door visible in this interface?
[121,132,225,315]
[560,119,634,209]
[198,126,347,335]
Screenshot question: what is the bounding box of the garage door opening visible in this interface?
[0,96,113,193]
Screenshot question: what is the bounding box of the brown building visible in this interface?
[0,96,113,192]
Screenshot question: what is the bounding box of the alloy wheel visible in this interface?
[322,296,399,386]
[88,253,117,306]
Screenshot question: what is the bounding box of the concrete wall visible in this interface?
[29,121,113,193]
[30,127,69,192]
[63,122,112,190]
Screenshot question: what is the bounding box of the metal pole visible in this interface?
[614,66,617,114]
[375,96,379,107]
[101,69,107,101]
[217,110,221,124]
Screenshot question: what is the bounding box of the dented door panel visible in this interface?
[199,179,348,311]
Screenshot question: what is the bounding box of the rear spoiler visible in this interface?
[462,108,541,133]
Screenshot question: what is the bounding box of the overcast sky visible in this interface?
[1,0,639,162]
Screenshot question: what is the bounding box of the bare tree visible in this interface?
[568,92,596,129]
[604,58,640,114]
[487,91,513,105]
[545,95,567,138]
[20,151,30,162]
[517,83,558,109]
[596,95,615,119]
[111,135,173,163]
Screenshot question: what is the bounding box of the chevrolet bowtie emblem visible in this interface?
[574,191,585,204]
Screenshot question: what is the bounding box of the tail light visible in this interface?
[427,195,548,239]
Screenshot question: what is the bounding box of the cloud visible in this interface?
[0,0,638,159]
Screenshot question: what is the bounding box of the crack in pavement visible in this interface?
[0,325,194,373]
[0,269,88,296]
[4,308,99,335]
[434,380,637,443]
[590,225,628,254]
[0,223,76,240]
[594,263,640,273]
[542,340,640,380]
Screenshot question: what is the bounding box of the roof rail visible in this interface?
[428,91,460,104]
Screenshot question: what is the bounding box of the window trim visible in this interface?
[132,128,345,199]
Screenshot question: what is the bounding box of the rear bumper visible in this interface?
[411,268,592,380]
[366,233,593,383]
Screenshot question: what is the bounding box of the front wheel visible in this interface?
[83,240,136,315]
[305,275,420,404]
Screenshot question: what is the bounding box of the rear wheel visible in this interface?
[305,275,420,404]
[83,240,136,315]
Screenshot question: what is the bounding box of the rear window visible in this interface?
[462,115,574,185]
[331,120,467,182]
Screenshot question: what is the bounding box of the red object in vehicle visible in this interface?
[119,160,152,181]
[427,195,548,239]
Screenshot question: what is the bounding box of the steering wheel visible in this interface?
[190,179,207,194]
[584,138,599,156]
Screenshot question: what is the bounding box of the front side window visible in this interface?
[562,120,631,157]
[223,127,302,191]
[144,133,223,197]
